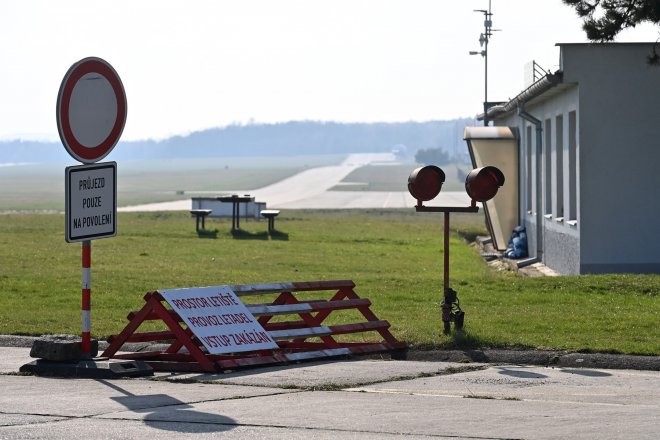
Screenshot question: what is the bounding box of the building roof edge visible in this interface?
[477,71,563,121]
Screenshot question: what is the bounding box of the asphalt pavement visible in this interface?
[1,339,658,439]
[118,152,473,212]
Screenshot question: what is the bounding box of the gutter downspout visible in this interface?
[517,104,543,262]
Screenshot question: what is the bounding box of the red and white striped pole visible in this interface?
[82,240,92,358]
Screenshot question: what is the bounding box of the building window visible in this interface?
[544,118,552,216]
[555,114,564,219]
[568,111,578,223]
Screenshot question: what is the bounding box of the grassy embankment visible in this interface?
[0,210,657,355]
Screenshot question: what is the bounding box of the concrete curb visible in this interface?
[3,335,658,372]
[405,349,660,371]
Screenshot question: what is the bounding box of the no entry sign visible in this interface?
[160,286,278,355]
[65,162,117,242]
[57,57,126,357]
[57,57,127,164]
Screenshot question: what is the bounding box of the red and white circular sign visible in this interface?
[56,57,127,164]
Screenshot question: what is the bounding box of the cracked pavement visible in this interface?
[1,347,659,439]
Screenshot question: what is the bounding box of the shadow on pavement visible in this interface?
[497,367,548,379]
[98,380,236,433]
[560,368,612,377]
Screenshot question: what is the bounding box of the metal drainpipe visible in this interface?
[517,104,544,262]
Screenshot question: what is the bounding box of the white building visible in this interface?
[465,43,660,275]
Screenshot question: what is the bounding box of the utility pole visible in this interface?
[469,1,496,126]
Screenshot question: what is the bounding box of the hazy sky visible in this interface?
[1,0,658,141]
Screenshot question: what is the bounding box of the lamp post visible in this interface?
[469,1,496,126]
[408,165,505,334]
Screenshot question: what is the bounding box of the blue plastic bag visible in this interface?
[504,226,528,259]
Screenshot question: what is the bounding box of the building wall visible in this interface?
[560,43,660,274]
[542,88,581,275]
[493,43,660,274]
[494,87,581,275]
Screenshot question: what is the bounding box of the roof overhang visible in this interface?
[478,71,565,121]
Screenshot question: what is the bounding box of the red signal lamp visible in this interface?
[408,165,445,207]
[407,163,505,335]
[464,166,505,203]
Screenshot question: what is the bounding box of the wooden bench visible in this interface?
[260,209,280,233]
[190,209,212,231]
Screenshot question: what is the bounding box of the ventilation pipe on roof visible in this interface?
[517,104,543,262]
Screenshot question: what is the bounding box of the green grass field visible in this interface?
[1,210,658,355]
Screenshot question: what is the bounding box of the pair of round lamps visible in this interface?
[408,165,505,206]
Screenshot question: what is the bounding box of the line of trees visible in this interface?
[1,119,476,163]
[413,148,452,166]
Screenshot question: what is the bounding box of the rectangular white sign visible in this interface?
[159,286,278,354]
[65,162,117,243]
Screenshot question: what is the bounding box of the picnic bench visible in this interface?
[190,209,212,231]
[260,209,280,233]
[218,195,255,230]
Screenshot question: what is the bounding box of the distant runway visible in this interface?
[118,153,471,212]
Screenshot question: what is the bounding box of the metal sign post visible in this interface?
[65,162,117,357]
[22,57,151,377]
[417,204,479,334]
[81,240,91,355]
[57,57,126,359]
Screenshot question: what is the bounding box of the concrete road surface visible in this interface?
[1,347,658,439]
[119,153,471,212]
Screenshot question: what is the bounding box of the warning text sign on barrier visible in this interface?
[160,286,277,354]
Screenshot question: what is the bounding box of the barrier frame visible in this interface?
[102,280,407,372]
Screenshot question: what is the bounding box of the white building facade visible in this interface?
[481,43,660,275]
